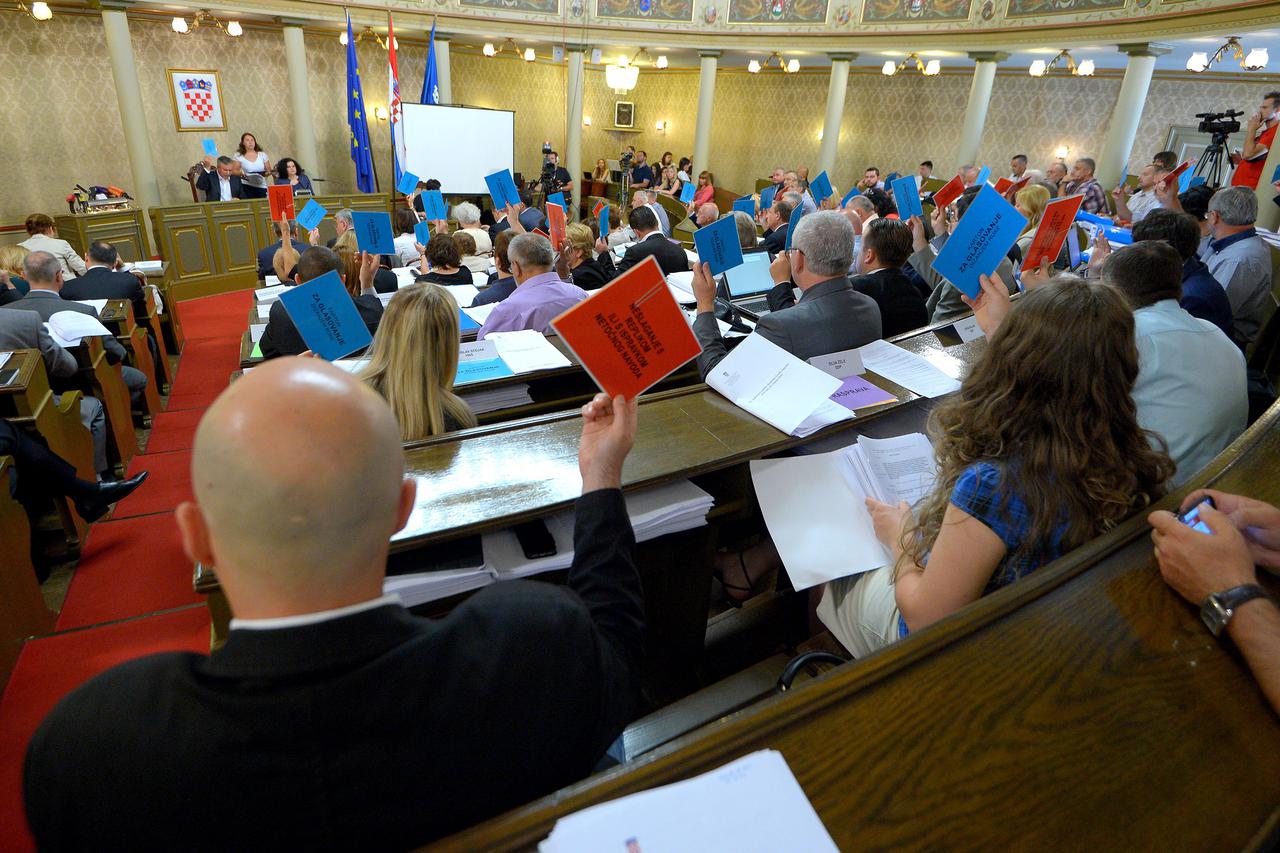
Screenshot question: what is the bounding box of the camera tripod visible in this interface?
[1194,132,1231,189]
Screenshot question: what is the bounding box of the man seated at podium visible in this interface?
[24,360,644,849]
[196,156,246,201]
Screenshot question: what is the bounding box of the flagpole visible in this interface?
[387,11,397,206]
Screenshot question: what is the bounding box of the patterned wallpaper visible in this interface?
[3,12,1280,224]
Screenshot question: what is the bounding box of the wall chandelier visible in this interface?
[340,24,397,49]
[1028,49,1094,77]
[482,37,536,62]
[749,52,800,74]
[171,9,242,36]
[1186,37,1268,72]
[882,53,941,76]
[17,1,53,20]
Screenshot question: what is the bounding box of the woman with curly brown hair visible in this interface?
[816,274,1176,656]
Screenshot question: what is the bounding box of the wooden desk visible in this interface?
[435,400,1280,852]
[0,456,55,691]
[99,299,161,423]
[0,349,96,548]
[54,208,150,261]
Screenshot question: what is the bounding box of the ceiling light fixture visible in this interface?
[171,9,242,37]
[1028,49,1094,78]
[883,53,943,76]
[748,52,799,74]
[1186,36,1268,72]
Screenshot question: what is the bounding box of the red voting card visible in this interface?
[1164,160,1192,186]
[994,177,1014,194]
[551,255,701,400]
[591,199,606,217]
[1020,194,1084,272]
[932,174,965,209]
[268,184,296,222]
[547,203,567,250]
[1006,176,1031,197]
[532,227,550,239]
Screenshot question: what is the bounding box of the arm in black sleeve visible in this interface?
[765,281,796,313]
[692,310,729,380]
[567,488,644,743]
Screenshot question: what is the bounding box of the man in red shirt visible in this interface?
[1230,91,1280,189]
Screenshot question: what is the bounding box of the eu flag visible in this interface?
[346,14,376,193]
[421,19,440,105]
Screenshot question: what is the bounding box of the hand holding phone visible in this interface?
[1178,496,1216,535]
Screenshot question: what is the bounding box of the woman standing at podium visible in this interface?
[233,132,271,199]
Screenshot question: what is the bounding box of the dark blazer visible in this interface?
[471,276,516,307]
[1180,256,1236,341]
[60,266,147,320]
[5,291,127,365]
[196,170,246,201]
[491,208,547,237]
[24,490,643,852]
[572,255,617,291]
[274,175,314,194]
[0,306,76,381]
[694,276,882,380]
[615,232,690,276]
[848,268,929,338]
[761,224,788,255]
[256,240,310,279]
[0,286,20,307]
[259,293,383,359]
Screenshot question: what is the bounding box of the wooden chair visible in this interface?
[0,456,55,691]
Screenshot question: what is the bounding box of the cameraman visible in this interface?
[1231,92,1280,189]
[537,151,572,196]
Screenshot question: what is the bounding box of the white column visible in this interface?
[565,46,586,220]
[436,37,453,104]
[693,51,720,175]
[281,23,320,175]
[817,53,855,178]
[957,52,1006,169]
[1096,44,1167,191]
[100,2,160,230]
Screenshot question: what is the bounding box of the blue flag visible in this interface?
[345,14,376,193]
[421,19,440,105]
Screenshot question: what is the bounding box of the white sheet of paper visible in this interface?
[858,339,962,398]
[257,304,272,320]
[249,323,267,344]
[462,302,498,326]
[457,339,500,364]
[256,284,290,302]
[666,271,695,295]
[951,315,985,343]
[704,334,842,436]
[808,348,864,379]
[74,299,108,314]
[130,260,164,273]
[146,284,165,315]
[45,311,113,347]
[441,284,479,308]
[0,352,10,369]
[540,750,837,853]
[846,433,937,505]
[486,330,572,373]
[263,274,281,286]
[393,268,418,290]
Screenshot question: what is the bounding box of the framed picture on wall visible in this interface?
[167,69,226,132]
[614,101,634,129]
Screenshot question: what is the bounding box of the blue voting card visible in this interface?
[784,203,807,251]
[455,357,513,384]
[350,211,395,254]
[201,138,218,158]
[840,186,860,208]
[680,182,696,204]
[1178,168,1194,192]
[809,171,834,204]
[396,170,420,195]
[598,204,610,241]
[891,174,923,220]
[1188,175,1206,188]
[693,214,744,277]
[484,169,520,209]
[931,184,1027,299]
[548,192,568,211]
[277,270,373,361]
[458,308,481,333]
[733,196,756,217]
[296,199,327,232]
[414,220,433,248]
[885,171,900,185]
[1272,163,1280,183]
[421,190,448,220]
[761,185,778,210]
[975,165,991,186]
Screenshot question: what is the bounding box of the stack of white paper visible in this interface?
[126,260,164,274]
[74,299,108,314]
[441,283,479,308]
[540,750,837,853]
[43,311,114,348]
[383,567,494,609]
[392,268,418,290]
[462,303,498,326]
[255,284,293,304]
[705,334,853,437]
[263,274,281,286]
[485,330,572,372]
[249,323,266,344]
[750,432,936,589]
[858,339,962,398]
[458,383,533,414]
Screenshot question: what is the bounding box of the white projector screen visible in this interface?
[400,104,514,196]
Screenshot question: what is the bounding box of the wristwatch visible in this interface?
[1200,585,1271,637]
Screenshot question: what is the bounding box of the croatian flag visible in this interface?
[387,13,405,188]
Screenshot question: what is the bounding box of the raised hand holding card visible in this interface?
[296,199,327,232]
[396,170,420,196]
[351,211,396,255]
[277,270,373,360]
[268,184,296,222]
[930,184,1027,299]
[680,182,696,204]
[809,171,834,204]
[693,214,744,276]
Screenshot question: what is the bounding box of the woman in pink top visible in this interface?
[693,171,716,207]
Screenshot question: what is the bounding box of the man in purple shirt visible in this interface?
[477,234,587,340]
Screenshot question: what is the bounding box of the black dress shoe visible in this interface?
[75,471,149,522]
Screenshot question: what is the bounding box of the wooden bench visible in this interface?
[71,335,137,476]
[0,456,55,691]
[433,398,1280,852]
[99,299,162,424]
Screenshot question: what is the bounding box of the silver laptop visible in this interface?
[722,252,776,318]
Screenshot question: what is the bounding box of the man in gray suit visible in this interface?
[690,211,882,380]
[6,251,148,409]
[0,303,109,476]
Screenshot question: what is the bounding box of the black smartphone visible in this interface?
[513,519,557,560]
[1178,496,1216,535]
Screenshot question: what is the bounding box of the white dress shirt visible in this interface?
[230,593,403,631]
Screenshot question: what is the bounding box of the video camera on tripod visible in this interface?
[1191,109,1245,188]
[1196,109,1244,141]
[538,140,557,192]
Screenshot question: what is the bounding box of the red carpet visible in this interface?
[141,407,205,453]
[55,513,200,630]
[113,450,194,520]
[175,289,253,341]
[0,606,211,853]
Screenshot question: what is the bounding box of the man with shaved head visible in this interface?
[24,359,644,849]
